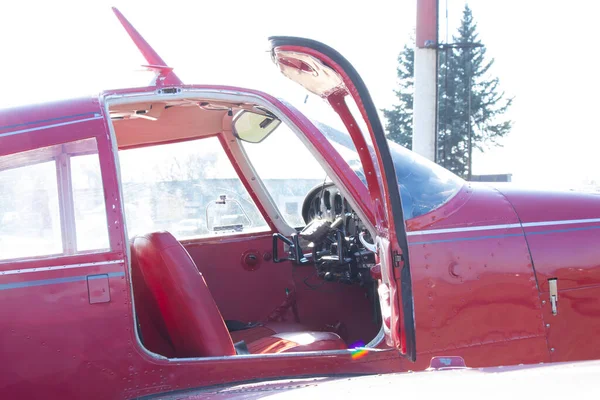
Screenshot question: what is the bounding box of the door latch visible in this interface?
[393,251,404,268]
[548,278,558,315]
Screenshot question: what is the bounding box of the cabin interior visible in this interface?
[108,96,382,358]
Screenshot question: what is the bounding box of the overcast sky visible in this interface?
[1,1,599,190]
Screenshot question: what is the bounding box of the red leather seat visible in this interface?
[131,232,235,357]
[130,244,177,358]
[230,322,308,344]
[130,231,347,358]
[248,332,347,354]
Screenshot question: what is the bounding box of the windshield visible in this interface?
[240,122,328,228]
[312,121,465,219]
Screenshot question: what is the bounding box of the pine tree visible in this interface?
[382,41,414,149]
[438,44,466,175]
[383,4,513,179]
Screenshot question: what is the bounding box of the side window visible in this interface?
[71,152,110,252]
[0,138,110,261]
[118,136,269,240]
[0,161,62,259]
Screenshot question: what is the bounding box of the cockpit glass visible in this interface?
[240,122,328,228]
[312,120,465,219]
[240,95,464,226]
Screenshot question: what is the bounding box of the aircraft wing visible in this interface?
[153,358,600,399]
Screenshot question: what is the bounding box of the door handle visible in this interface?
[549,278,558,315]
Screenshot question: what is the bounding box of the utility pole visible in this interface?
[412,0,439,162]
[466,49,472,180]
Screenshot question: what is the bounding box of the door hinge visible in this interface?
[393,251,404,268]
[549,278,558,315]
[157,87,181,94]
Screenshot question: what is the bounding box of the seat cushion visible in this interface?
[248,332,347,354]
[230,326,276,344]
[230,322,308,344]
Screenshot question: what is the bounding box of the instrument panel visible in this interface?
[301,183,366,240]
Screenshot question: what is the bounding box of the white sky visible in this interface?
[1,0,599,190]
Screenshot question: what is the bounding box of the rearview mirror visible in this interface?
[232,110,281,143]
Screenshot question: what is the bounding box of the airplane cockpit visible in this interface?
[102,91,462,360]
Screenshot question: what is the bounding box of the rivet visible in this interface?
[550,348,555,352]
[546,324,550,328]
[542,300,546,305]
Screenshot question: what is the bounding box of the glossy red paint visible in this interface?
[497,186,600,362]
[3,8,600,400]
[0,266,402,399]
[0,98,102,155]
[327,92,382,218]
[541,286,600,362]
[0,96,398,399]
[498,187,600,291]
[407,184,548,367]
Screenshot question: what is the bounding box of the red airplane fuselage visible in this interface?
[1,9,600,400]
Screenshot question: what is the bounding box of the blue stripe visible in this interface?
[0,272,124,291]
[410,233,523,246]
[409,224,600,246]
[0,112,100,131]
[526,225,600,236]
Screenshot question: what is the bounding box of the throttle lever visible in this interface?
[272,233,310,265]
[272,233,293,263]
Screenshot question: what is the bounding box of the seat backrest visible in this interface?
[130,243,176,358]
[130,231,235,358]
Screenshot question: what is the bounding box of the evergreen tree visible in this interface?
[383,4,513,179]
[382,41,414,149]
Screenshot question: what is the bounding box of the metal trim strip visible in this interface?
[0,271,125,291]
[0,116,103,138]
[0,259,124,276]
[409,225,600,246]
[522,218,600,228]
[408,223,522,236]
[0,112,100,131]
[409,218,600,236]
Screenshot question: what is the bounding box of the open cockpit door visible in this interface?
[269,37,416,361]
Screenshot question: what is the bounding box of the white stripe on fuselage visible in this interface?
[0,116,103,138]
[408,217,600,236]
[0,259,124,276]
